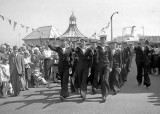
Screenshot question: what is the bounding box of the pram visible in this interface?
[32,69,48,87]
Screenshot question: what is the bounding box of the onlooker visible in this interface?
[42,45,53,80]
[0,54,10,97]
[24,50,32,90]
[9,46,25,96]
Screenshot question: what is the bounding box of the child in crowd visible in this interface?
[0,55,10,97]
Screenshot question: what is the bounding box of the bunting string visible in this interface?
[90,21,111,39]
[0,14,50,38]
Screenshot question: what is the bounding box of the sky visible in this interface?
[0,0,160,46]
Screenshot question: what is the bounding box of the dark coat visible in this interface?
[9,53,25,75]
[76,47,93,68]
[97,45,113,68]
[48,45,73,71]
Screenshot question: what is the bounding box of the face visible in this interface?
[112,43,117,49]
[72,42,77,48]
[61,40,67,47]
[1,45,6,52]
[91,43,97,49]
[13,48,18,54]
[80,40,86,47]
[34,50,38,54]
[45,45,48,49]
[24,53,29,57]
[100,37,106,44]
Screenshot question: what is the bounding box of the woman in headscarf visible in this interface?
[24,50,33,90]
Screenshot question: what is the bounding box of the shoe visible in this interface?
[53,80,60,83]
[12,94,20,97]
[92,88,97,95]
[64,93,70,98]
[146,83,151,88]
[82,96,86,101]
[60,96,66,102]
[21,89,25,91]
[74,89,79,94]
[2,95,8,98]
[112,90,117,95]
[101,96,106,103]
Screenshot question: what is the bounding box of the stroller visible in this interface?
[32,68,48,87]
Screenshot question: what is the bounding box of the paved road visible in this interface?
[0,59,160,114]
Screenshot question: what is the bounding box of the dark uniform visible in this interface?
[126,46,131,74]
[109,45,122,94]
[48,44,73,99]
[87,47,99,94]
[70,47,79,92]
[75,46,93,100]
[134,43,151,87]
[121,44,128,82]
[97,45,113,99]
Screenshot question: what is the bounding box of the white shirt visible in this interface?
[42,49,52,59]
[62,48,66,53]
[154,48,159,54]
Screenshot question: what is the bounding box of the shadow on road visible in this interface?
[119,58,160,107]
[0,84,87,109]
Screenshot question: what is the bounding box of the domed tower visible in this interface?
[60,12,87,41]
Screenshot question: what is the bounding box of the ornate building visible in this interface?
[60,13,87,41]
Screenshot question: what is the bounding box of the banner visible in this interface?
[21,24,24,28]
[105,22,110,29]
[26,26,29,33]
[0,14,49,37]
[0,15,4,20]
[13,22,17,31]
[8,19,11,25]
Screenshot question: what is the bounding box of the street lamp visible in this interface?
[110,11,118,41]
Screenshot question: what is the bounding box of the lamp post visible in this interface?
[110,11,118,41]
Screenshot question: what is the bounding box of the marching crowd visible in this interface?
[1,35,159,103]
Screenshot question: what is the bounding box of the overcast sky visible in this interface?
[0,0,160,46]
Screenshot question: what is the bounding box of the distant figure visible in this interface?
[134,40,151,88]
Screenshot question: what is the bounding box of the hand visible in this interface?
[22,72,25,77]
[110,68,112,72]
[116,68,121,73]
[29,62,34,65]
[69,68,72,74]
[88,68,91,76]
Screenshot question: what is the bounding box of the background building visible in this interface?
[22,25,61,46]
[60,13,87,42]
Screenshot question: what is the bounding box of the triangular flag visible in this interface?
[13,22,17,31]
[21,24,24,28]
[0,15,4,20]
[26,26,29,33]
[8,19,11,25]
[105,22,110,29]
[101,28,105,32]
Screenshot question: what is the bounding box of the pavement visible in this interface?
[0,58,160,114]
